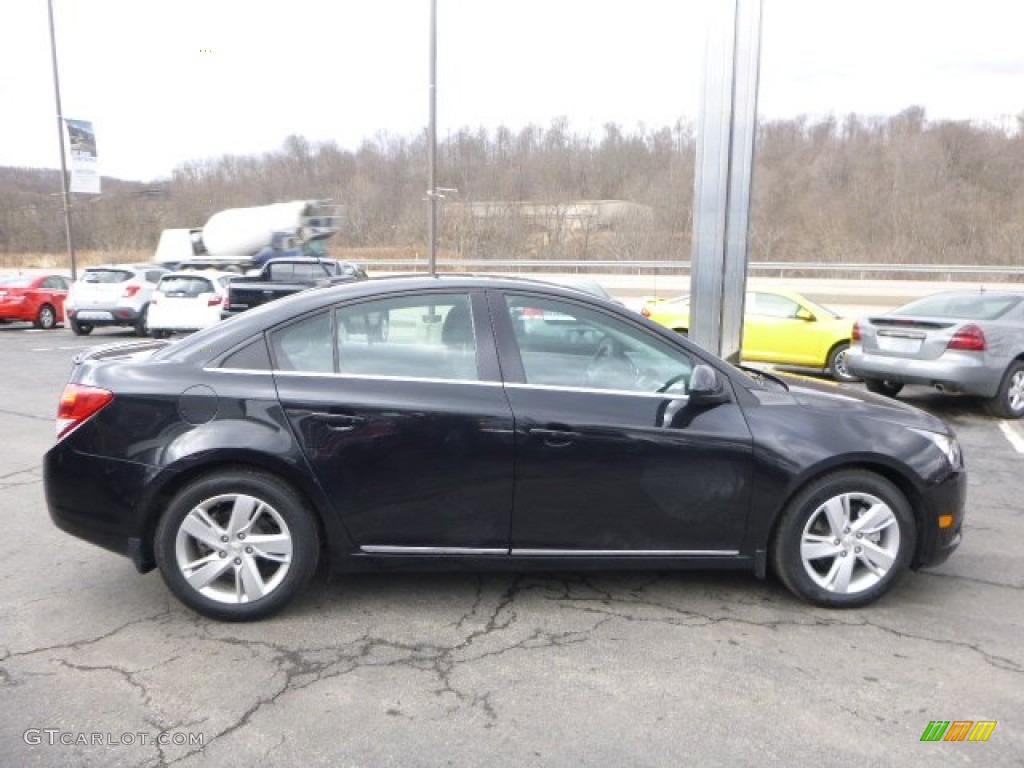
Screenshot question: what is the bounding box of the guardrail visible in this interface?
[356,258,1024,280]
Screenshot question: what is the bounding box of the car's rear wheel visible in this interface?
[134,304,150,337]
[673,328,688,337]
[69,317,93,336]
[771,470,915,608]
[864,378,903,397]
[154,469,320,621]
[826,342,860,383]
[986,361,1024,419]
[34,303,58,330]
[149,328,172,339]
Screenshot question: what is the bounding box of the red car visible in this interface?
[0,273,71,329]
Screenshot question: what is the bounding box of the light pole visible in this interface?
[47,0,77,280]
[427,0,438,276]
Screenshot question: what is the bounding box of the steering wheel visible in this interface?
[656,372,691,394]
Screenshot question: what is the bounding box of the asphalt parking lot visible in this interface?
[1,322,1022,768]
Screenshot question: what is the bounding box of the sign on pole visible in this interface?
[64,118,100,195]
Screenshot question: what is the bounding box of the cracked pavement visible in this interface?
[1,328,1022,767]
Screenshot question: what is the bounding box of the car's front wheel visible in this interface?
[864,378,903,398]
[154,469,320,621]
[771,470,916,608]
[34,303,58,330]
[986,361,1024,419]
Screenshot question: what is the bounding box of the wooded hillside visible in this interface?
[2,107,1022,266]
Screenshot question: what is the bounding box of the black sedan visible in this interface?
[44,276,967,621]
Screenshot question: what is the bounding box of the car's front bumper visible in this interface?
[846,347,1002,397]
[912,465,968,570]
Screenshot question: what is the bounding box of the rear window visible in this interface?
[158,276,214,296]
[894,293,1022,320]
[0,275,33,287]
[82,269,133,284]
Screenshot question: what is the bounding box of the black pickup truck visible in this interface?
[223,257,367,317]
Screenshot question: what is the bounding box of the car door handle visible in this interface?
[529,427,580,447]
[311,412,366,431]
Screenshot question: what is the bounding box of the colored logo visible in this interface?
[920,721,997,742]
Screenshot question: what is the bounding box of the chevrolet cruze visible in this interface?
[44,276,967,620]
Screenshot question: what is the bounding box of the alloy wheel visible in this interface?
[799,491,900,594]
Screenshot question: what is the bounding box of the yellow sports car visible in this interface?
[641,288,859,382]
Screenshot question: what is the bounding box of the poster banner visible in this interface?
[65,118,100,195]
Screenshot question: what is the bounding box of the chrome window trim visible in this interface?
[504,381,684,399]
[206,368,274,376]
[207,367,503,386]
[272,370,503,386]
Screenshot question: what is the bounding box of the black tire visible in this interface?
[69,317,94,336]
[865,378,903,398]
[770,470,916,608]
[154,469,320,621]
[134,304,150,337]
[673,328,688,337]
[149,328,171,339]
[826,342,860,383]
[985,361,1024,419]
[34,303,58,330]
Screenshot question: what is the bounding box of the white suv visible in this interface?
[64,264,168,336]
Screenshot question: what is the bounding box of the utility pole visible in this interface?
[47,0,77,280]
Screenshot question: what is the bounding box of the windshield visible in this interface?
[894,292,1022,320]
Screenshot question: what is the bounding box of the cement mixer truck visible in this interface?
[154,200,343,273]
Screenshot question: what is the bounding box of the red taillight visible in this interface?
[851,321,861,341]
[207,295,223,306]
[641,306,651,318]
[521,307,544,318]
[122,285,141,298]
[947,324,986,352]
[56,384,114,440]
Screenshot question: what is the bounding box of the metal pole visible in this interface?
[689,0,762,361]
[47,0,77,280]
[427,0,438,275]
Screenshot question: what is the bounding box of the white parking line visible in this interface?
[998,421,1024,454]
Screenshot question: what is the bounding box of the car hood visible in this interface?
[774,373,952,434]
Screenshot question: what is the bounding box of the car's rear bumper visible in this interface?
[846,348,1002,397]
[0,307,33,322]
[44,443,154,571]
[66,306,144,325]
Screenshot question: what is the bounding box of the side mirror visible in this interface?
[688,364,729,406]
[796,307,816,322]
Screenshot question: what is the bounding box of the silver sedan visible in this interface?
[846,289,1024,418]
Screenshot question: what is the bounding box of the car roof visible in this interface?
[84,263,167,272]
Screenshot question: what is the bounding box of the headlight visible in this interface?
[911,428,963,468]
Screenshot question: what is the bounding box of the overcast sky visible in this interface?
[2,0,1023,182]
